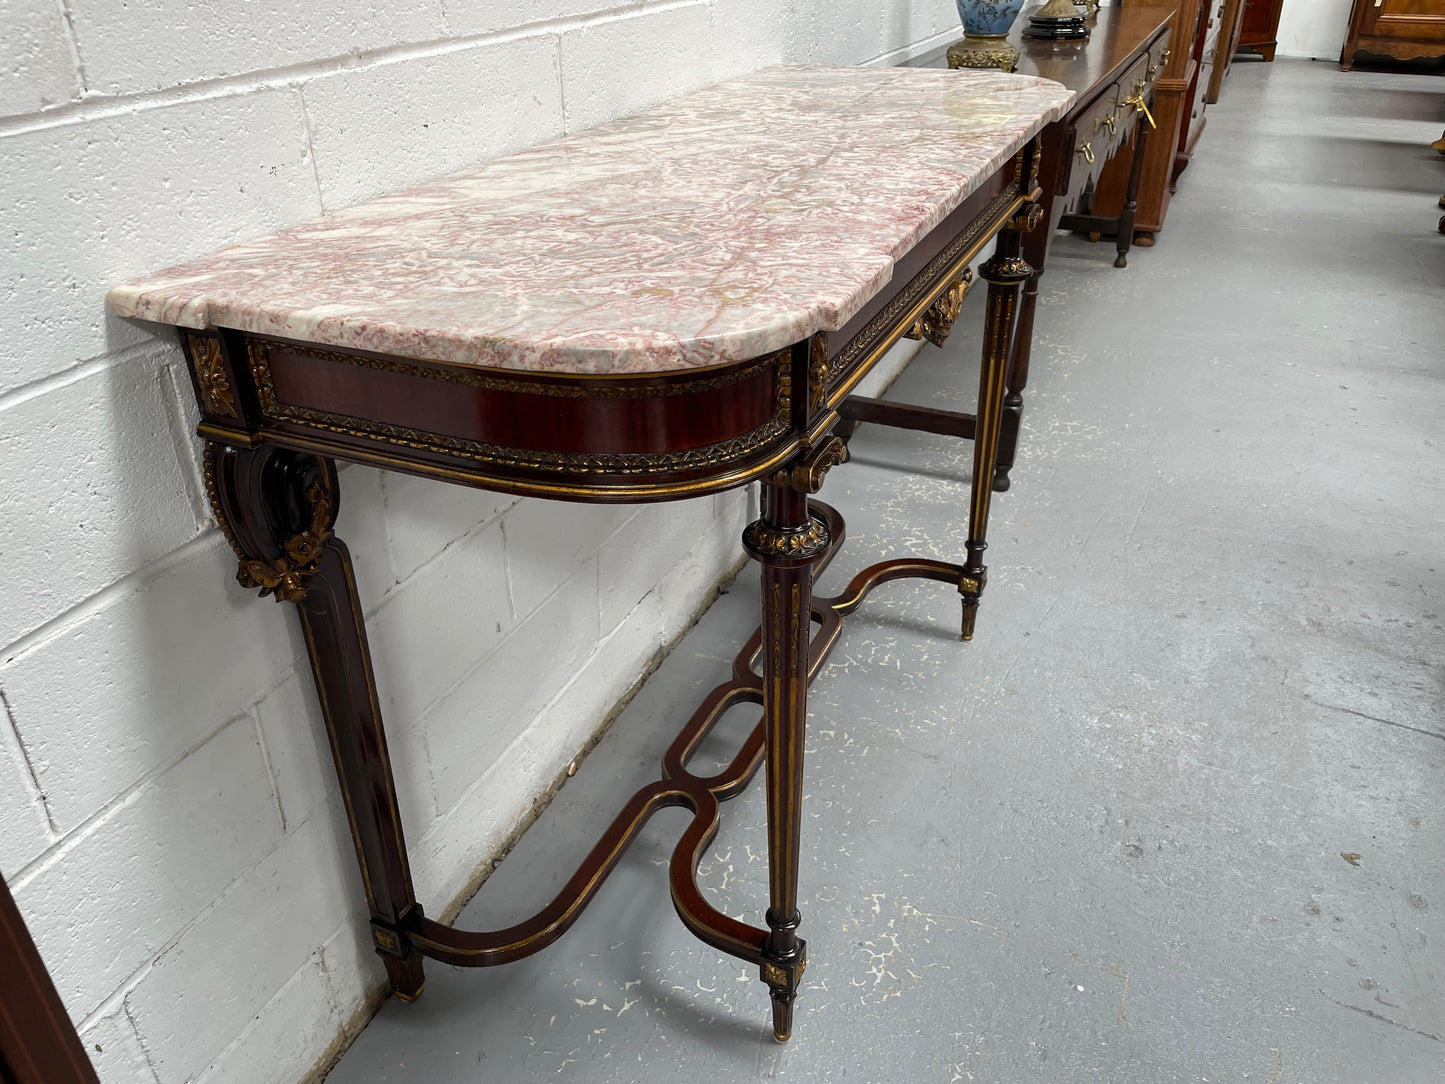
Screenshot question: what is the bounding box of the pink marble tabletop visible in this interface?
[109,65,1073,375]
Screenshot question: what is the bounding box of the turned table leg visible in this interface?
[1115,118,1152,269]
[966,230,1032,640]
[741,477,827,1041]
[204,442,426,998]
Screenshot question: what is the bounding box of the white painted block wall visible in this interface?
[1275,0,1353,60]
[0,2,955,1081]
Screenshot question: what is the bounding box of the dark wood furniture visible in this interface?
[1237,0,1284,60]
[109,69,1067,1043]
[1,871,102,1084]
[905,7,1173,492]
[1090,0,1212,244]
[1207,0,1250,101]
[1341,0,1445,68]
[1178,0,1226,184]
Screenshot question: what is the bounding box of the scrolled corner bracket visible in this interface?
[1009,202,1045,234]
[904,269,974,348]
[788,435,849,494]
[236,482,334,603]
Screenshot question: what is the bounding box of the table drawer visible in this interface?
[1146,31,1173,83]
[1066,89,1122,196]
[1113,53,1154,130]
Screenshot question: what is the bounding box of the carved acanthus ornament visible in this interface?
[190,335,236,417]
[808,336,829,409]
[237,481,333,603]
[904,270,973,348]
[743,515,830,561]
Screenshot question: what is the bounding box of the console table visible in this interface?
[110,66,1071,1042]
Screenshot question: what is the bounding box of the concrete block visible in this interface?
[708,0,794,80]
[79,1005,159,1084]
[0,718,52,879]
[597,496,715,632]
[12,716,284,1022]
[559,2,715,132]
[0,536,302,833]
[379,469,517,585]
[882,0,944,56]
[502,498,630,618]
[66,0,445,96]
[412,516,740,906]
[318,917,386,1025]
[126,815,361,1084]
[1,88,321,393]
[303,36,564,210]
[0,349,203,649]
[368,519,511,723]
[191,950,339,1084]
[254,667,435,880]
[801,0,884,64]
[252,672,336,835]
[446,0,607,35]
[422,560,600,825]
[0,0,81,117]
[332,463,395,606]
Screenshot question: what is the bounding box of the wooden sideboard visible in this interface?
[1341,0,1445,68]
[921,7,1174,490]
[1207,0,1250,101]
[1090,0,1215,243]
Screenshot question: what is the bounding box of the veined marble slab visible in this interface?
[109,65,1072,375]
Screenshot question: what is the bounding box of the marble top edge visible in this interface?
[109,65,1074,375]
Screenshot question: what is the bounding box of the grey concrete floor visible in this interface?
[323,60,1444,1083]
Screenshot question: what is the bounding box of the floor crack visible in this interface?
[1314,701,1445,743]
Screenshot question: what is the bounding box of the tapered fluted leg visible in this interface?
[204,442,426,999]
[964,231,1032,640]
[742,477,827,1040]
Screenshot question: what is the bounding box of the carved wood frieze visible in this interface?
[827,185,1021,381]
[903,269,973,348]
[246,340,793,479]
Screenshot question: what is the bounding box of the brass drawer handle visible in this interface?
[1149,46,1172,78]
[1079,142,1095,163]
[1125,91,1157,130]
[1103,114,1117,135]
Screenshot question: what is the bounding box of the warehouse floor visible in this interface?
[324,59,1444,1084]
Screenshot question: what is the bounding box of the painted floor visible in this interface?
[323,59,1445,1084]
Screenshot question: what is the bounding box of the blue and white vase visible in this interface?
[956,0,1026,37]
[949,0,1026,71]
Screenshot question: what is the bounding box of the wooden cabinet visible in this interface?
[1181,0,1228,171]
[1239,0,1286,60]
[1341,0,1445,68]
[1207,0,1249,101]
